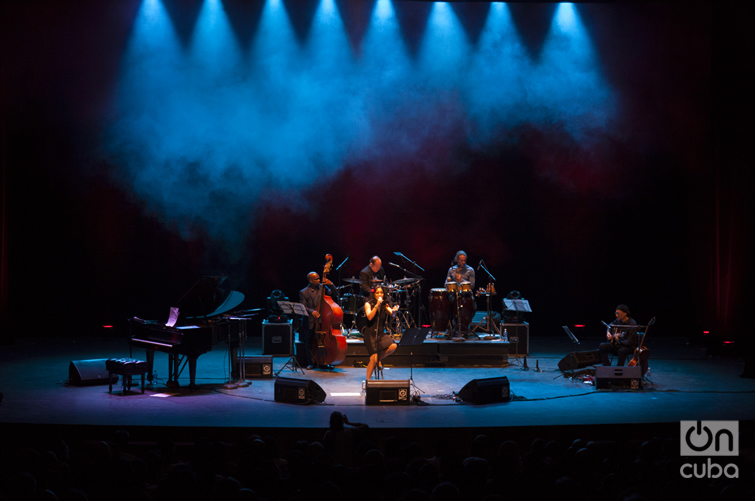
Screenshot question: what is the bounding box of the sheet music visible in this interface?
[277,301,308,316]
[503,299,532,313]
[166,307,179,327]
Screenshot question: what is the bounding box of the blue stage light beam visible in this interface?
[191,0,241,70]
[420,2,467,85]
[464,2,531,145]
[533,2,615,141]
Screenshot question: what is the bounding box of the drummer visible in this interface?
[359,256,386,298]
[446,250,475,290]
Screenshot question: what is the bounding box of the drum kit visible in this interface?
[338,276,420,337]
[334,261,500,340]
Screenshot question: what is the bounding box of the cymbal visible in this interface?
[343,277,383,284]
[394,278,419,285]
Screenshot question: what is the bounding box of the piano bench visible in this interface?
[107,358,149,394]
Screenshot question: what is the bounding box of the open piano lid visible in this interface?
[173,276,245,320]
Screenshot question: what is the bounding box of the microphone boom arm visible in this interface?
[478,260,496,281]
[393,252,425,272]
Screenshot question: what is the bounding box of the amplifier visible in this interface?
[242,356,274,378]
[595,366,643,390]
[502,323,529,356]
[262,321,293,356]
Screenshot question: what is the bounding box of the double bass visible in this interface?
[312,254,347,366]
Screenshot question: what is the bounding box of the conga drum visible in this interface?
[456,293,476,332]
[429,288,451,331]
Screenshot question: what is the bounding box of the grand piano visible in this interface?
[129,276,245,391]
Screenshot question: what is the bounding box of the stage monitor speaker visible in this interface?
[274,377,326,404]
[262,321,293,356]
[242,356,274,378]
[365,380,411,405]
[595,366,643,390]
[68,359,116,386]
[457,376,510,404]
[558,350,601,372]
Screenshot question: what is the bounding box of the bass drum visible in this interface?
[339,293,360,315]
[429,288,451,331]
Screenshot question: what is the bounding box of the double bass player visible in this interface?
[299,271,337,369]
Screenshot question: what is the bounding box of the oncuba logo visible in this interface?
[680,421,738,479]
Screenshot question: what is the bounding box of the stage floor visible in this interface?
[2,333,754,442]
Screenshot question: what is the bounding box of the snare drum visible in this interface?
[429,288,451,331]
[339,294,360,315]
[446,282,458,293]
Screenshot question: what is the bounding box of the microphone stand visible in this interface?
[374,301,384,380]
[472,260,501,336]
[387,261,423,333]
[335,256,349,272]
[235,317,251,387]
[334,256,348,302]
[455,281,463,339]
[394,252,426,329]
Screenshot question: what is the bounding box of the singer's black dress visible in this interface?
[361,301,394,356]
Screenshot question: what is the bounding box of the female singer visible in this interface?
[363,286,398,380]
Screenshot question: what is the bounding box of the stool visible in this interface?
[107,358,149,394]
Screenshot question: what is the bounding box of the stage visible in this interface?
[2,332,753,448]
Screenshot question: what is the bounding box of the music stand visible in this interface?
[275,301,308,376]
[503,298,532,319]
[227,313,259,388]
[399,328,427,394]
[503,299,532,365]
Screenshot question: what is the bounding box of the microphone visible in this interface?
[394,251,403,257]
[477,260,482,271]
[388,262,401,268]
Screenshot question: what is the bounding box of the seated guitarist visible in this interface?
[599,304,638,366]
